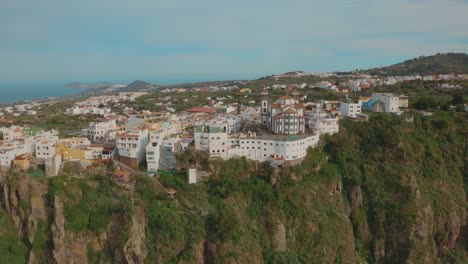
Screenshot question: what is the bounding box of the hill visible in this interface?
[361,53,468,76]
[118,80,158,92]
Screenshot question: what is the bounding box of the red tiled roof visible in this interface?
[187,107,213,113]
[271,103,281,109]
[294,103,304,109]
[283,108,297,114]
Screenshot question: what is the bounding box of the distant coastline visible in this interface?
[0,83,83,105]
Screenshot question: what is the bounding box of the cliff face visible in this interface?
[0,112,466,263]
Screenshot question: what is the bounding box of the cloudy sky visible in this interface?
[1,0,468,84]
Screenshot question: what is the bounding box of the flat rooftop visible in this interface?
[240,125,318,141]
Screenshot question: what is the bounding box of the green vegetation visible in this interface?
[0,107,466,263]
[0,209,28,264]
[362,53,468,76]
[60,175,130,232]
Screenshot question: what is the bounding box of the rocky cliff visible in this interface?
[0,112,466,263]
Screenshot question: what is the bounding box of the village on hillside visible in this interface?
[0,83,417,183]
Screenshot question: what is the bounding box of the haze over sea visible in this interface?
[0,78,213,105]
[0,82,81,105]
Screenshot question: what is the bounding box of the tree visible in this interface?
[414,96,437,110]
[452,93,464,105]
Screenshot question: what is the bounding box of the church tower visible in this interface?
[292,89,300,102]
[260,89,269,126]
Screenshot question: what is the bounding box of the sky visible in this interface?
[1,0,468,85]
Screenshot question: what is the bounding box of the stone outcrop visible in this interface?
[51,196,68,264]
[272,223,286,252]
[124,209,148,264]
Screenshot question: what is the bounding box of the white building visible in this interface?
[0,144,16,170]
[2,126,24,141]
[196,115,242,135]
[315,81,337,90]
[226,134,320,162]
[372,93,401,113]
[83,119,119,141]
[194,125,229,159]
[116,127,149,168]
[340,103,362,117]
[35,140,57,160]
[35,130,59,141]
[307,109,339,135]
[193,91,321,163]
[146,142,160,174]
[262,90,306,135]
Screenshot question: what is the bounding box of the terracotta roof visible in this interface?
[271,103,281,109]
[14,154,29,160]
[186,107,213,113]
[283,108,297,114]
[117,133,139,138]
[279,95,293,100]
[261,89,269,94]
[294,103,304,109]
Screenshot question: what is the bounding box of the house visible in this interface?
[83,119,120,141]
[306,108,339,135]
[340,103,362,117]
[372,93,402,113]
[35,140,57,160]
[12,154,31,170]
[194,125,228,159]
[101,146,116,161]
[116,127,149,168]
[146,142,160,174]
[2,126,24,141]
[0,144,16,170]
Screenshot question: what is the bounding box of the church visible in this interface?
[260,89,306,135]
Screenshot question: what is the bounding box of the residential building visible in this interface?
[305,108,339,135]
[83,119,120,141]
[35,140,57,160]
[2,126,24,141]
[12,154,31,170]
[146,142,160,174]
[194,125,228,159]
[340,103,362,117]
[372,93,401,113]
[0,144,16,170]
[116,127,149,168]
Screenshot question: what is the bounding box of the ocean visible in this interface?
[0,83,82,105]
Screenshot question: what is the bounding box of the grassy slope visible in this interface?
[364,53,468,76]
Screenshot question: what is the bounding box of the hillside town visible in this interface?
[0,86,414,184]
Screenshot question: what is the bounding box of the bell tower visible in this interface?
[292,89,300,102]
[261,89,269,126]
